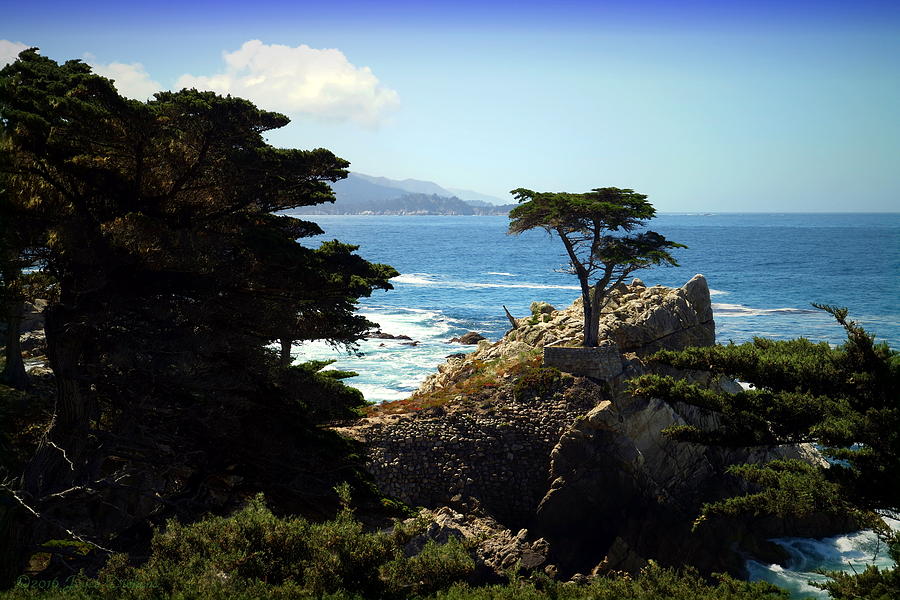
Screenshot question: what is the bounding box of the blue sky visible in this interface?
[3,0,899,211]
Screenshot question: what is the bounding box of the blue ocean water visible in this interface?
[290,213,898,403]
[288,212,899,597]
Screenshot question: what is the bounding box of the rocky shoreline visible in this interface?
[339,275,855,580]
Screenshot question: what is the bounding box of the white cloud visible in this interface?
[1,40,30,66]
[176,40,399,126]
[1,42,161,100]
[89,61,163,100]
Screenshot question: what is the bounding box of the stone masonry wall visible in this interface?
[543,341,623,380]
[344,382,600,527]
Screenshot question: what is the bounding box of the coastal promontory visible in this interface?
[339,275,853,579]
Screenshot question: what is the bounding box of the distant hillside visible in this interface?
[446,187,507,206]
[299,192,514,216]
[352,173,454,197]
[295,173,514,215]
[329,174,410,204]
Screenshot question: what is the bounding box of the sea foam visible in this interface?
[392,272,579,291]
[713,303,819,317]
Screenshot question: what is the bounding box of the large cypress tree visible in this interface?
[0,49,396,580]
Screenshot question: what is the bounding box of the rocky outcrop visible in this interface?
[535,384,833,575]
[406,504,550,580]
[505,274,714,353]
[416,275,714,396]
[366,330,413,340]
[340,275,850,579]
[337,375,599,525]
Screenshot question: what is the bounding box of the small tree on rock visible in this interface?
[508,187,684,347]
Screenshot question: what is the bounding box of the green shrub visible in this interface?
[430,564,791,600]
[380,537,474,597]
[1,499,809,600]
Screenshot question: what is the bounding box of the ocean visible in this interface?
[288,212,899,598]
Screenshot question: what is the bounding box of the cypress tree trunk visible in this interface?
[13,304,98,579]
[0,506,27,589]
[280,337,293,367]
[1,297,27,389]
[22,305,94,498]
[581,290,596,347]
[587,287,604,348]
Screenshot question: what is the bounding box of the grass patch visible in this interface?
[366,350,549,417]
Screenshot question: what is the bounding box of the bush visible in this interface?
[1,493,468,600]
[429,563,791,600]
[0,495,819,600]
[380,537,474,597]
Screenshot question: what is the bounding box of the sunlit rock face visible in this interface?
[341,275,850,578]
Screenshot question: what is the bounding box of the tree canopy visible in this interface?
[629,305,900,596]
[508,187,683,346]
[0,48,396,581]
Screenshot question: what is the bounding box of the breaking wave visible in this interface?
[748,516,899,598]
[392,272,579,291]
[713,302,819,317]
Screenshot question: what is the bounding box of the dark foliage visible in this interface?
[629,304,899,593]
[0,49,396,584]
[0,494,790,600]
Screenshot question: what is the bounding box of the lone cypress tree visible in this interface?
[508,187,684,346]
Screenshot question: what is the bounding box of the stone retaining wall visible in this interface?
[543,342,623,380]
[349,382,600,527]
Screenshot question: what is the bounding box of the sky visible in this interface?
[2,0,899,212]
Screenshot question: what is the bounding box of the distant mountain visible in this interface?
[299,192,490,215]
[294,173,514,215]
[351,173,454,197]
[329,174,410,204]
[352,173,508,205]
[446,187,507,206]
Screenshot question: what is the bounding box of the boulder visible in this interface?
[366,330,412,340]
[451,332,486,345]
[404,505,549,581]
[599,274,715,354]
[530,301,556,316]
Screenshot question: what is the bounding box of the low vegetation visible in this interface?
[364,349,565,417]
[2,493,793,600]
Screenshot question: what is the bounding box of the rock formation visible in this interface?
[340,275,851,579]
[504,273,714,353]
[405,504,551,581]
[449,332,486,345]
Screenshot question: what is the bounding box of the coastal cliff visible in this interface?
[340,275,852,578]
